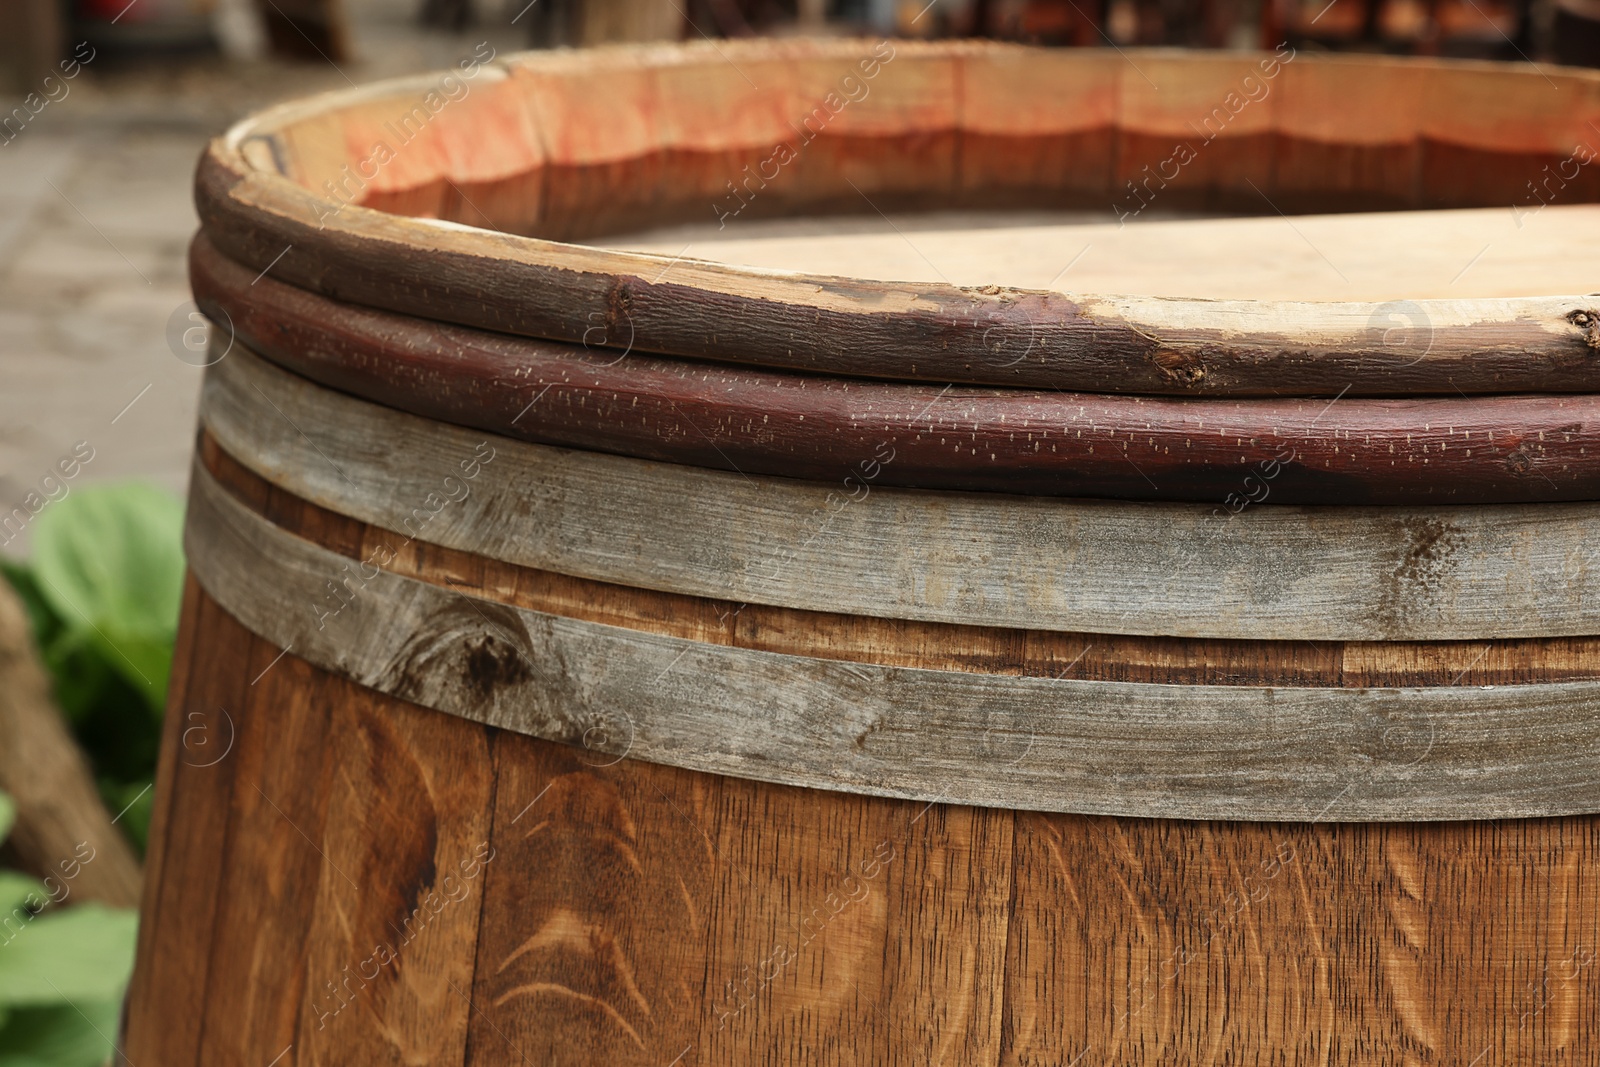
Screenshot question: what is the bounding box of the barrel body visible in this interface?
[120,346,1600,1067]
[126,39,1600,1067]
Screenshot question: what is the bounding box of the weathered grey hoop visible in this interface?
[185,460,1600,822]
[206,343,1600,642]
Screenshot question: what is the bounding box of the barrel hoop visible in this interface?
[204,343,1600,643]
[185,459,1600,822]
[188,237,1600,508]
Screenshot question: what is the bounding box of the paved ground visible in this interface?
[0,1,525,555]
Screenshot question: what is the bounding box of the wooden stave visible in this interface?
[203,338,1600,643]
[181,453,1600,823]
[194,42,1600,399]
[194,235,1600,506]
[125,588,1600,1067]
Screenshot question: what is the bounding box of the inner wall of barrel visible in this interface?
[256,49,1600,241]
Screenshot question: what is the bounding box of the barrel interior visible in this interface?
[249,44,1600,241]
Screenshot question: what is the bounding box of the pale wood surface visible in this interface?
[599,204,1600,302]
[203,343,1600,642]
[194,427,1600,692]
[182,458,1600,822]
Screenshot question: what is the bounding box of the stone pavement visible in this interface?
[0,0,525,555]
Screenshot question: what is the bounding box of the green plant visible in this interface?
[1,483,185,854]
[0,792,139,1067]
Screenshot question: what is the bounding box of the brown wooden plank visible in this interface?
[191,615,334,1067]
[850,799,1012,1064]
[1002,815,1600,1064]
[1274,56,1423,210]
[464,731,719,1066]
[296,651,493,1067]
[1113,52,1280,212]
[124,572,204,971]
[955,49,1118,199]
[691,779,1011,1065]
[122,577,242,1067]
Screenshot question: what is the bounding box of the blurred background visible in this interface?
[0,0,1591,1063]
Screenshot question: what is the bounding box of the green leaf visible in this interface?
[0,1000,121,1067]
[0,906,137,1007]
[31,485,184,713]
[36,632,120,729]
[0,875,45,924]
[0,565,61,659]
[0,794,12,845]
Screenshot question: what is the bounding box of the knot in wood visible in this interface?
[608,282,635,317]
[1568,309,1600,350]
[1153,346,1207,385]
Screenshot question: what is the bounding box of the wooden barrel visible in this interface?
[128,40,1600,1067]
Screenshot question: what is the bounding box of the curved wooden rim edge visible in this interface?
[195,41,1600,398]
[193,237,1600,506]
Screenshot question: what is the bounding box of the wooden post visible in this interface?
[0,0,64,93]
[0,582,142,908]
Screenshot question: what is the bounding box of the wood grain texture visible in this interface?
[465,730,719,1066]
[193,42,1600,398]
[126,587,1600,1066]
[181,456,1600,822]
[195,426,1600,690]
[121,575,213,1062]
[192,241,1600,507]
[192,594,336,1067]
[120,581,252,1067]
[999,815,1600,1064]
[600,203,1600,303]
[202,340,1600,641]
[295,654,493,1067]
[122,582,500,1067]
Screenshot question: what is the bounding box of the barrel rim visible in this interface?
[196,40,1600,399]
[192,234,1600,507]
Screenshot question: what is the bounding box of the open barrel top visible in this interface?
[196,39,1600,398]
